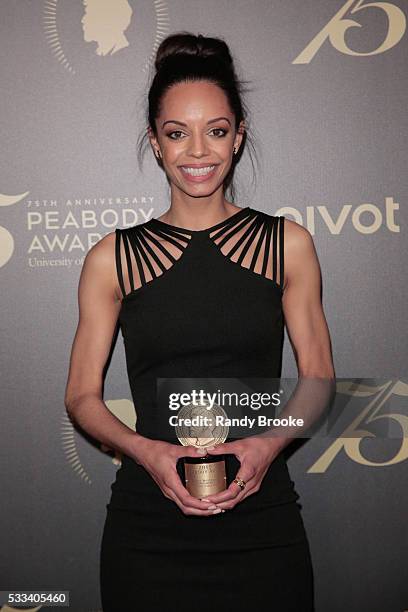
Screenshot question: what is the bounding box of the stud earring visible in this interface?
[233,147,238,155]
[156,150,162,159]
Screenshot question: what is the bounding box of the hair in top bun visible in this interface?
[154,32,233,72]
[136,32,258,201]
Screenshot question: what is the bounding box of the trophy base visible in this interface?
[182,454,227,498]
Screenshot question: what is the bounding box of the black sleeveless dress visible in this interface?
[100,206,314,611]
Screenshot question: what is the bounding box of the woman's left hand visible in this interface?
[200,436,282,509]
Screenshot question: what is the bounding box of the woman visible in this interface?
[65,32,335,611]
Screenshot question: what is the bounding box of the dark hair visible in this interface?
[135,32,259,202]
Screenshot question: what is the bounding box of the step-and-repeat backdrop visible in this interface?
[1,1,407,611]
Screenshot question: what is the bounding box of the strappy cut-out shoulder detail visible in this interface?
[115,224,191,299]
[115,208,285,301]
[209,209,285,292]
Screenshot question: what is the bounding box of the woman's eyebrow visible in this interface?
[161,116,231,128]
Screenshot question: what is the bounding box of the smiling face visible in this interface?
[148,80,244,200]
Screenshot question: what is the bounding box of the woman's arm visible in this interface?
[258,219,336,456]
[282,218,335,380]
[64,235,222,515]
[64,232,148,462]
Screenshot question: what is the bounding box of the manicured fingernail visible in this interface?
[200,498,211,502]
[206,445,215,450]
[196,448,207,455]
[207,504,218,509]
[212,508,222,514]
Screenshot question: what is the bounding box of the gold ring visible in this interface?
[233,477,246,491]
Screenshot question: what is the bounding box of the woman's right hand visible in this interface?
[132,437,225,517]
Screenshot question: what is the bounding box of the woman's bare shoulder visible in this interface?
[283,217,316,255]
[80,231,119,301]
[83,230,117,266]
[282,218,321,292]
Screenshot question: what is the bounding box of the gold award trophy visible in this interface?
[175,399,230,498]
